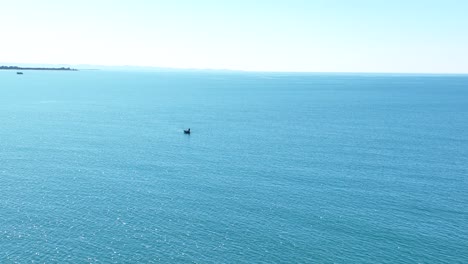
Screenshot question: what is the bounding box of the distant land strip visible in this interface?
[0,66,77,71]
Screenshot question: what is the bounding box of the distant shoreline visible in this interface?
[0,66,77,71]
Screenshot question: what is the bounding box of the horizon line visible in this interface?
[1,62,468,75]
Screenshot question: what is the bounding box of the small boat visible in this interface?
[17,72,23,75]
[184,128,191,134]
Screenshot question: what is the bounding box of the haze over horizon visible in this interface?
[1,0,467,73]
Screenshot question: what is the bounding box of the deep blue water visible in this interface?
[0,71,467,263]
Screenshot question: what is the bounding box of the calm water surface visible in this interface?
[0,71,467,263]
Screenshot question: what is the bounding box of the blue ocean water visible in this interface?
[0,70,467,263]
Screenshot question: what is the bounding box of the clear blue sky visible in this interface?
[1,0,467,73]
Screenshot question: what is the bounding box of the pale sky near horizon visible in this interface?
[0,0,467,73]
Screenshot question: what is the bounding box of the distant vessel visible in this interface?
[184,128,191,134]
[17,72,23,75]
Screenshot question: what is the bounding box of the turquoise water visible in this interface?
[0,71,467,263]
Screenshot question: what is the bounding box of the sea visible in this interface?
[0,70,467,263]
